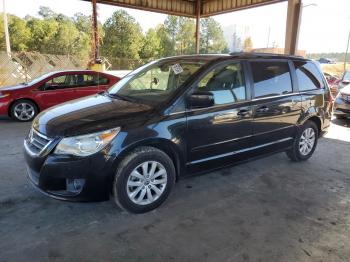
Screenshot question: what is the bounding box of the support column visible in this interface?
[2,0,11,56]
[92,0,99,61]
[195,0,200,54]
[284,0,302,55]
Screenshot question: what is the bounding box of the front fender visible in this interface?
[107,113,188,178]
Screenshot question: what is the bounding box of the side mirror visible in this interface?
[187,91,215,109]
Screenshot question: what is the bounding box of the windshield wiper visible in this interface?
[107,92,135,102]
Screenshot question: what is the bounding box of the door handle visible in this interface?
[256,106,269,113]
[237,109,249,117]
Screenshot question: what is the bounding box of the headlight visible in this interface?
[54,128,120,156]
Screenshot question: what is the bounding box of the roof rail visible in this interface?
[228,52,305,59]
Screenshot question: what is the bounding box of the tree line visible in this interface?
[0,7,228,65]
[307,52,349,63]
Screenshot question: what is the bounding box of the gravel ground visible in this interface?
[0,117,350,262]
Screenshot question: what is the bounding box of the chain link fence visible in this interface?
[0,51,151,87]
[107,57,150,70]
[0,51,89,87]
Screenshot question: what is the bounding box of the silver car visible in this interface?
[334,84,350,119]
[337,71,350,92]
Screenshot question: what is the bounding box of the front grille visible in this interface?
[25,128,53,156]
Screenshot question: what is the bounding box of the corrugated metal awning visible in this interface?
[85,0,286,18]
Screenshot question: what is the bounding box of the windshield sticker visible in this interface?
[171,64,184,75]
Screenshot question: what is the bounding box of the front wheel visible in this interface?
[11,100,38,122]
[286,121,318,162]
[113,147,176,213]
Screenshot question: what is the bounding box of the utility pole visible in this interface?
[195,0,201,54]
[344,28,350,72]
[92,0,99,62]
[266,26,271,48]
[2,0,11,56]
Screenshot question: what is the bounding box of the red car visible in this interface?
[324,72,341,95]
[0,70,120,121]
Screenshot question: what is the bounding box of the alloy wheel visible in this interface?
[299,127,316,156]
[126,161,168,205]
[14,103,35,121]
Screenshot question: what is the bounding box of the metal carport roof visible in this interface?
[84,0,286,18]
[85,0,301,60]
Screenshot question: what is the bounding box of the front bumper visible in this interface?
[24,138,117,202]
[334,97,350,116]
[0,96,11,116]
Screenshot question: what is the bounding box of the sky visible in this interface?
[2,0,350,53]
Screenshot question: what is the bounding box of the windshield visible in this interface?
[107,59,208,104]
[343,71,350,81]
[26,72,56,85]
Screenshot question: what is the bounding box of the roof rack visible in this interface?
[228,52,305,60]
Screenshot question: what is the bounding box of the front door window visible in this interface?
[196,62,246,105]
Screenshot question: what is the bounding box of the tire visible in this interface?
[286,121,319,162]
[10,99,38,122]
[113,146,176,213]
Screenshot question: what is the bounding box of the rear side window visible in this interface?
[75,74,110,87]
[250,61,292,98]
[293,61,324,91]
[98,76,109,85]
[76,74,95,86]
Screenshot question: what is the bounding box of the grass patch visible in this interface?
[321,63,350,77]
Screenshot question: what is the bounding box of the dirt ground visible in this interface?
[0,117,350,262]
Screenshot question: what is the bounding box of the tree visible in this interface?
[38,6,55,19]
[101,10,143,60]
[243,37,253,51]
[232,30,242,52]
[156,25,173,57]
[0,14,31,52]
[0,15,4,51]
[163,16,178,55]
[0,15,30,52]
[140,28,162,59]
[176,17,195,54]
[73,13,92,33]
[26,17,59,53]
[200,17,228,54]
[8,15,31,51]
[163,15,196,55]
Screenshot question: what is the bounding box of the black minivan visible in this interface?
[24,53,333,213]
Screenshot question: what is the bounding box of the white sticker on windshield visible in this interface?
[171,64,183,75]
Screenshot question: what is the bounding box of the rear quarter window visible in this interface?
[293,61,325,91]
[250,61,293,98]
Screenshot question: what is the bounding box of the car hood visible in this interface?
[0,84,29,91]
[33,94,155,137]
[340,84,350,95]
